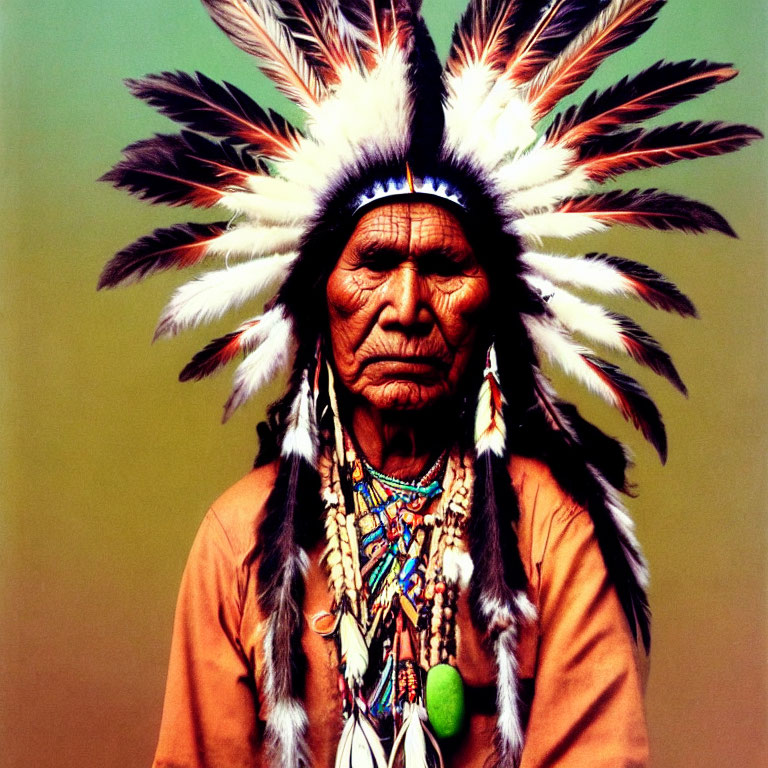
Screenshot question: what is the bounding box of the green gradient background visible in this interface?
[1,1,765,766]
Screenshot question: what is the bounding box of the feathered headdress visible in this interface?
[101,1,760,765]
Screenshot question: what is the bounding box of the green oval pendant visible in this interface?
[425,663,465,739]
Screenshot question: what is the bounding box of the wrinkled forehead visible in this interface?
[341,201,474,258]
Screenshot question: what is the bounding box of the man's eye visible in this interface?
[356,249,401,272]
[420,252,466,277]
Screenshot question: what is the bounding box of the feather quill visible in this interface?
[222,306,297,421]
[201,0,323,106]
[522,251,697,316]
[554,188,736,237]
[98,221,228,288]
[153,252,296,340]
[525,315,667,459]
[527,274,686,391]
[525,0,667,121]
[126,71,301,156]
[100,131,258,208]
[546,59,739,146]
[576,121,763,182]
[179,317,262,382]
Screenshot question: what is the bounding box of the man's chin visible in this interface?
[362,379,453,412]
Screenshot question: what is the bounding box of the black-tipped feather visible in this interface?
[547,59,739,145]
[608,311,686,393]
[127,71,301,156]
[583,253,697,316]
[100,130,258,207]
[98,221,228,289]
[559,188,736,237]
[468,452,527,635]
[179,319,260,382]
[528,0,667,120]
[582,352,667,461]
[578,121,763,181]
[505,0,607,85]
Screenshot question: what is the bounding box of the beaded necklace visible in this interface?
[317,435,474,767]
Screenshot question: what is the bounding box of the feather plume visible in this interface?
[179,317,262,381]
[282,367,319,465]
[100,131,258,208]
[98,221,227,288]
[493,144,576,193]
[555,188,736,237]
[258,452,317,768]
[126,70,301,157]
[504,168,590,213]
[475,344,507,457]
[201,0,323,106]
[526,0,667,121]
[446,0,543,76]
[524,315,667,460]
[494,626,525,765]
[273,0,354,81]
[335,709,388,768]
[527,274,686,391]
[522,251,697,316]
[153,252,296,340]
[387,703,443,768]
[576,121,763,182]
[546,58,739,146]
[503,0,603,86]
[339,611,369,686]
[223,306,297,421]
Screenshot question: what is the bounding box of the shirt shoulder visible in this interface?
[508,454,586,577]
[206,461,279,562]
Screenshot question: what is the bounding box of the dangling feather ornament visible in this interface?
[474,343,506,458]
[387,703,444,768]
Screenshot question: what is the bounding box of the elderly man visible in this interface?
[101,1,758,766]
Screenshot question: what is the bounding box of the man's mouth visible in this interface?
[361,355,449,379]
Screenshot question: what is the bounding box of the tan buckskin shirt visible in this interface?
[153,456,649,767]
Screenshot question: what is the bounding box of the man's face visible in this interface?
[326,201,490,411]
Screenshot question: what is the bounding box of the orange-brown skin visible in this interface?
[327,202,490,477]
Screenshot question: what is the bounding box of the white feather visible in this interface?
[339,611,369,686]
[590,468,649,588]
[494,144,575,192]
[523,316,619,408]
[442,547,474,589]
[504,168,591,213]
[154,252,296,339]
[282,368,319,465]
[284,48,412,192]
[495,627,525,762]
[525,274,627,352]
[444,64,536,168]
[335,715,355,768]
[357,714,388,768]
[474,376,506,458]
[223,307,296,420]
[512,210,609,243]
[218,189,315,223]
[402,704,429,768]
[522,251,634,297]
[205,223,303,259]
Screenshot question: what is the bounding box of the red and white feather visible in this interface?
[475,344,507,458]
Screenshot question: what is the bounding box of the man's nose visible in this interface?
[380,263,432,331]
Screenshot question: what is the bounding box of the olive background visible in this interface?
[1,1,766,766]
